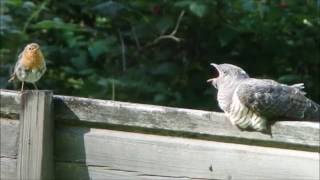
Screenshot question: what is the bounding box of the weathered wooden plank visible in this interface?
[0,90,20,119]
[55,162,192,180]
[54,95,320,148]
[1,89,319,148]
[0,157,17,180]
[17,91,54,180]
[0,118,19,158]
[55,127,319,180]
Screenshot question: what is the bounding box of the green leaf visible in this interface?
[174,0,193,8]
[70,51,87,69]
[155,17,174,34]
[61,66,77,75]
[217,26,238,47]
[154,94,167,103]
[152,63,178,76]
[5,0,22,6]
[97,78,110,87]
[79,69,95,75]
[88,36,117,60]
[278,74,301,84]
[189,2,207,18]
[93,1,126,17]
[241,0,255,12]
[0,15,13,32]
[22,1,35,10]
[88,40,108,60]
[32,18,79,31]
[174,1,207,17]
[67,78,84,89]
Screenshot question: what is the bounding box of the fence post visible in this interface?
[17,90,54,180]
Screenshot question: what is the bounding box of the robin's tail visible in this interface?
[8,73,16,83]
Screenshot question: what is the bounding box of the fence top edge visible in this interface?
[1,89,319,128]
[54,93,319,128]
[1,89,319,150]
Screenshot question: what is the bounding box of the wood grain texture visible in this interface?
[0,90,20,119]
[17,91,54,180]
[54,95,319,148]
[0,157,17,180]
[0,118,19,158]
[55,127,319,180]
[1,89,319,149]
[56,162,192,180]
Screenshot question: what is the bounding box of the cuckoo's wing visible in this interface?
[236,79,319,120]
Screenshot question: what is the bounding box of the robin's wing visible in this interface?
[37,58,46,76]
[8,74,16,82]
[236,79,317,120]
[8,53,23,82]
[41,59,46,74]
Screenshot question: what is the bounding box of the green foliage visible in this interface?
[1,0,319,111]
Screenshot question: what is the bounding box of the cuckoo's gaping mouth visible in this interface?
[207,63,220,83]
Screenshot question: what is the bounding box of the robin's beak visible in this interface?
[26,43,40,51]
[207,63,220,83]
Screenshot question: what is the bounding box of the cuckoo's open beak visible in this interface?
[207,63,220,83]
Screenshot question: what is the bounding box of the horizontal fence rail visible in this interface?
[2,89,318,149]
[0,89,319,180]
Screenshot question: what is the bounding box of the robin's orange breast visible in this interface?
[20,49,45,70]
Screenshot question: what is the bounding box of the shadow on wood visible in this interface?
[53,97,90,180]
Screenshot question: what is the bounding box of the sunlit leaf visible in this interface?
[67,78,84,89]
[189,2,207,17]
[32,18,79,31]
[5,0,22,6]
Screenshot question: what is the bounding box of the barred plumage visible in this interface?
[227,87,266,131]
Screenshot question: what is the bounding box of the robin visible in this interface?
[8,43,46,92]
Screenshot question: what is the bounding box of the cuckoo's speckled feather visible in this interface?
[208,63,319,132]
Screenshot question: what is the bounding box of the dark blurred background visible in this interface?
[1,0,319,111]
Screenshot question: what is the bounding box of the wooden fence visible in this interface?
[0,89,319,180]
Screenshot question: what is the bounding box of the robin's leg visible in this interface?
[21,81,24,92]
[32,83,38,90]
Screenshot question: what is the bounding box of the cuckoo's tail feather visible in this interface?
[304,100,320,121]
[291,83,306,95]
[291,83,305,90]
